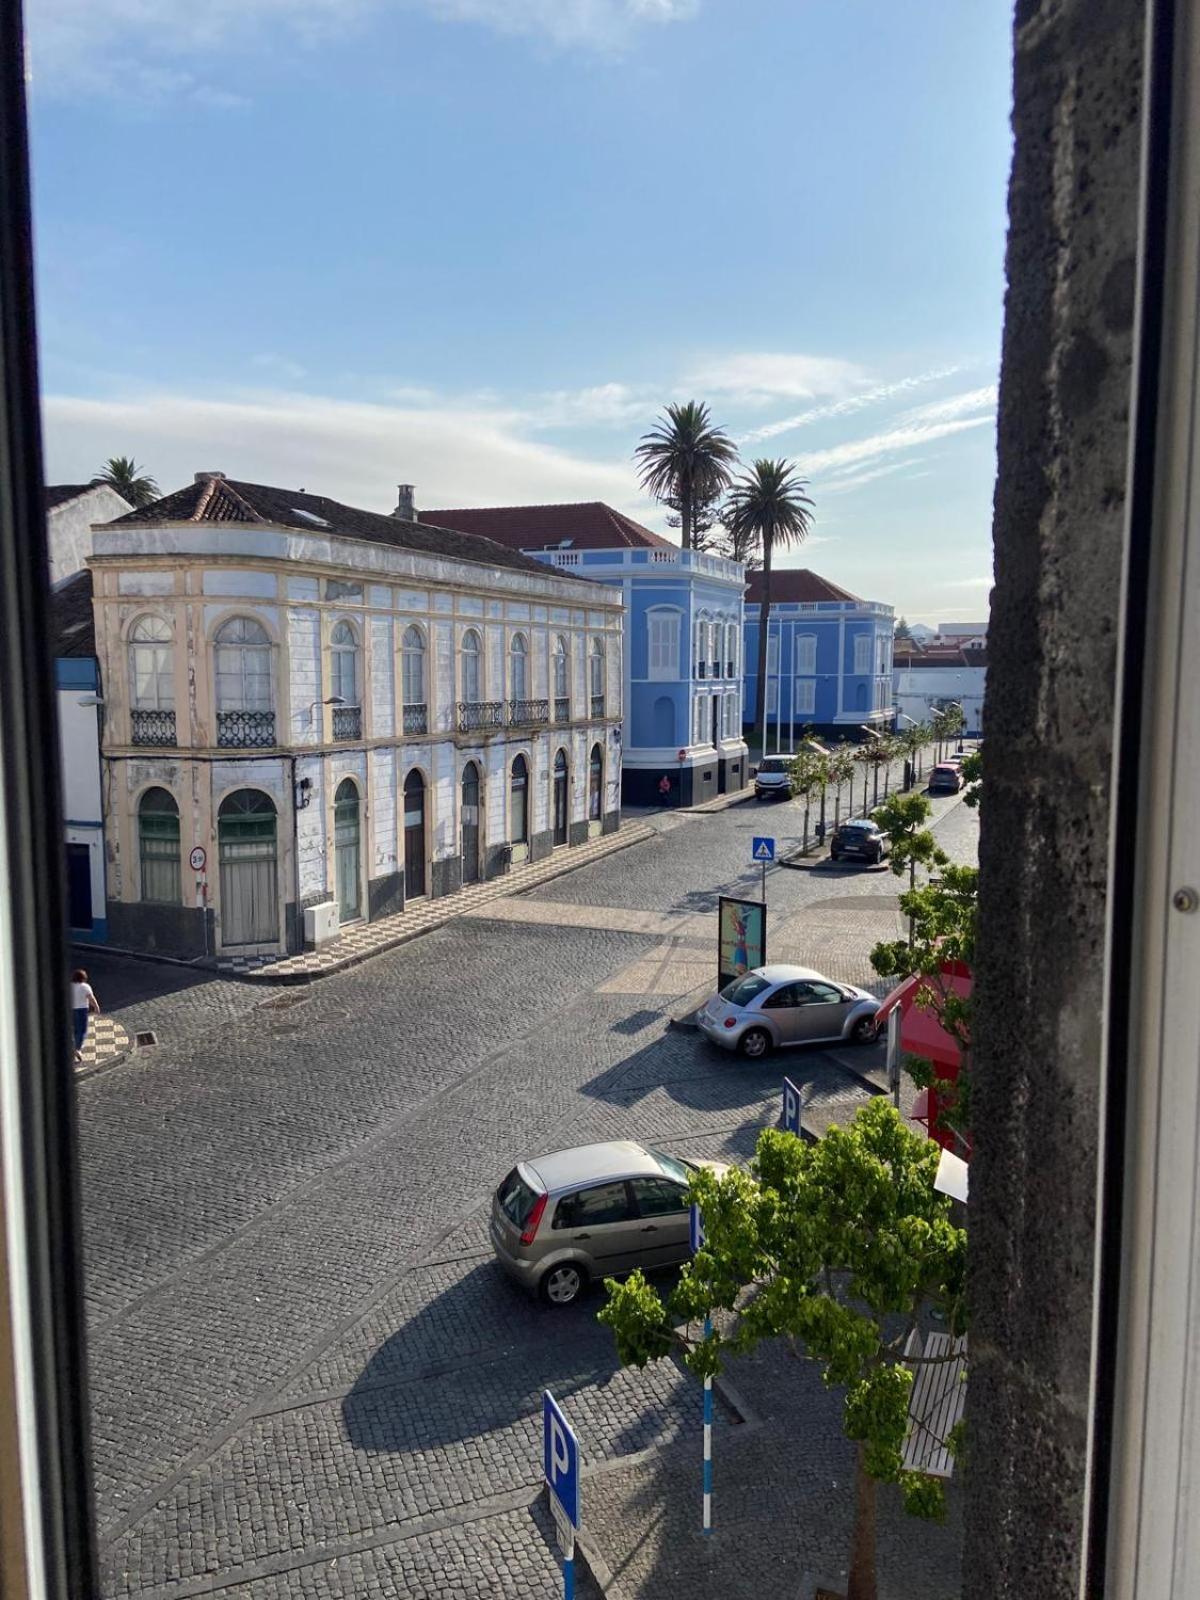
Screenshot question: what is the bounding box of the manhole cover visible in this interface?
[134,1031,157,1048]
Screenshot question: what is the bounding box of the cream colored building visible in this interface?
[89,474,624,963]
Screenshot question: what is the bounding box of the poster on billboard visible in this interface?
[717,895,766,990]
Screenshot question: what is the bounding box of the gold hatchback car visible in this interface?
[490,1140,729,1308]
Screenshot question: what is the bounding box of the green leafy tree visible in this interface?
[930,702,965,763]
[91,455,159,507]
[870,791,949,943]
[600,1100,967,1600]
[870,864,978,1142]
[787,745,827,848]
[635,401,738,552]
[725,459,815,763]
[959,748,982,808]
[826,741,857,829]
[894,616,913,645]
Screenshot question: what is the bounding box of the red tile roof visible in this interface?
[417,501,676,552]
[745,568,862,605]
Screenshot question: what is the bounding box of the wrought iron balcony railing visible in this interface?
[403,703,428,735]
[458,700,505,733]
[553,696,570,723]
[590,694,606,719]
[332,705,363,742]
[508,698,549,728]
[131,708,176,747]
[216,709,276,748]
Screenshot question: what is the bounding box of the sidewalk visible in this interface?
[75,1015,132,1076]
[219,820,657,982]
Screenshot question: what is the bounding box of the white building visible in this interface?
[46,483,132,585]
[893,642,987,736]
[88,474,624,962]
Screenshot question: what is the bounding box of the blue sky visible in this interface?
[26,0,1012,622]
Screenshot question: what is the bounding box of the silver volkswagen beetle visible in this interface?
[697,964,880,1058]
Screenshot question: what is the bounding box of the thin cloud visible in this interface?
[739,365,962,444]
[896,384,997,428]
[818,458,928,496]
[28,0,697,99]
[796,416,993,479]
[41,387,643,515]
[683,351,869,408]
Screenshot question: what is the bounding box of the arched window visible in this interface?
[588,742,604,822]
[129,616,176,746]
[510,753,529,844]
[461,628,482,704]
[138,787,180,904]
[330,620,360,707]
[402,625,427,734]
[589,638,605,716]
[217,790,278,947]
[553,635,570,719]
[214,617,273,746]
[725,621,739,678]
[509,632,529,704]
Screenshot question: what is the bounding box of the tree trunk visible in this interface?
[754,540,773,766]
[846,1442,878,1600]
[680,479,693,551]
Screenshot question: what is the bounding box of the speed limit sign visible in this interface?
[189,846,207,873]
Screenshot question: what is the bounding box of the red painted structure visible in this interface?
[876,959,972,1153]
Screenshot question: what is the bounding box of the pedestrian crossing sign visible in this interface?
[752,837,775,862]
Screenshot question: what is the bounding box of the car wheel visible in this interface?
[871,847,882,864]
[851,1016,878,1043]
[739,1027,772,1060]
[830,848,840,861]
[539,1262,586,1307]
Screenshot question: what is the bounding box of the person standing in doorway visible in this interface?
[71,968,100,1064]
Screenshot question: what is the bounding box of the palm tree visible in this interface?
[635,401,737,551]
[725,458,815,764]
[91,456,159,508]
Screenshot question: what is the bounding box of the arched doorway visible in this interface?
[652,695,675,746]
[461,762,481,884]
[588,743,604,838]
[334,779,362,922]
[553,749,569,846]
[510,753,530,864]
[404,769,427,899]
[218,790,278,949]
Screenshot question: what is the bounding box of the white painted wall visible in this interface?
[47,485,131,585]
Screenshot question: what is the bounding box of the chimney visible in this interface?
[393,484,415,520]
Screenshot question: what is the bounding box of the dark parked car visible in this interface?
[830,818,889,864]
[928,763,964,794]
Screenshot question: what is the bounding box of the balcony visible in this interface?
[554,696,570,723]
[508,698,549,728]
[131,708,176,747]
[403,703,428,735]
[217,709,276,748]
[332,705,363,742]
[458,700,505,733]
[590,694,606,719]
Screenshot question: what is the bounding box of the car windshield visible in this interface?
[843,823,874,834]
[648,1149,691,1184]
[758,758,789,773]
[720,974,772,1006]
[496,1167,541,1227]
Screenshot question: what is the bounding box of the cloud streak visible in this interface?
[738,365,962,444]
[683,351,869,408]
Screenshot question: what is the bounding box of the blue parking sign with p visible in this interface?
[543,1391,579,1528]
[783,1076,803,1136]
[689,1202,705,1254]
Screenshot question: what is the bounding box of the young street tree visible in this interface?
[826,741,858,830]
[600,1099,967,1600]
[635,401,738,552]
[871,791,948,943]
[91,455,159,507]
[787,745,827,848]
[725,458,815,764]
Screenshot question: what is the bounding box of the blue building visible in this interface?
[742,568,895,751]
[418,502,750,805]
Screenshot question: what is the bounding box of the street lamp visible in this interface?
[308,695,346,726]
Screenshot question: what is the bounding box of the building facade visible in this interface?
[893,641,986,735]
[742,569,895,748]
[417,502,749,806]
[89,475,624,962]
[52,572,107,942]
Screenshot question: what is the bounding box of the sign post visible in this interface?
[689,1205,713,1534]
[752,836,775,905]
[887,1006,902,1109]
[543,1392,580,1599]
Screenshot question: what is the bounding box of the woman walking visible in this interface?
[71,968,100,1064]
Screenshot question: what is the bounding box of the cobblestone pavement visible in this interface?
[81,788,976,1600]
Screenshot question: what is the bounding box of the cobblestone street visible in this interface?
[81,789,977,1600]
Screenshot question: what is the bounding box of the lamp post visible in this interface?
[308,695,346,736]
